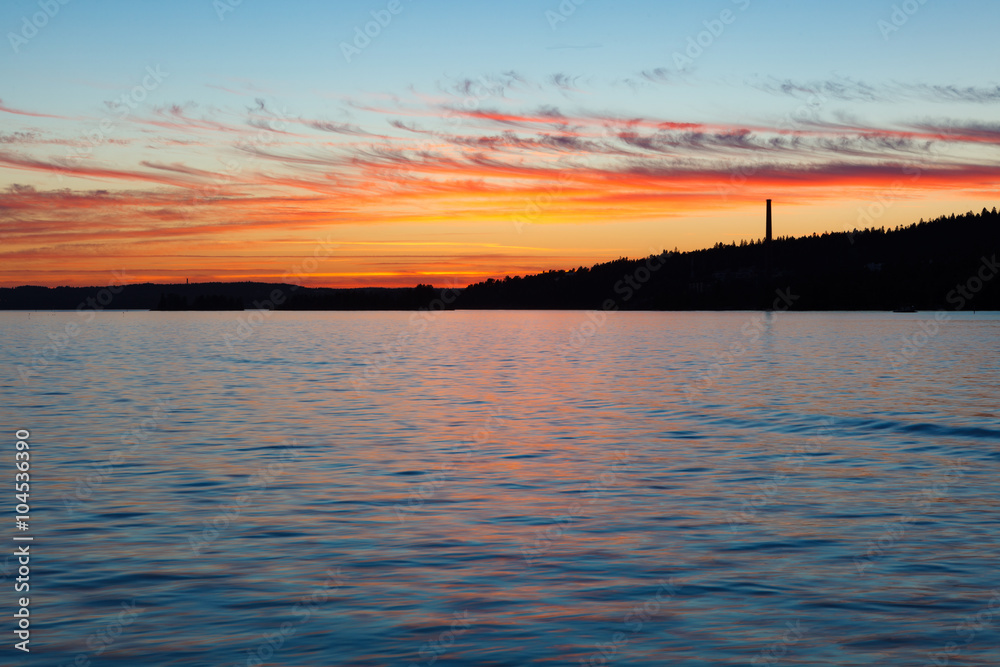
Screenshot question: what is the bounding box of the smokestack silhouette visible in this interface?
[766,199,772,243]
[763,199,773,308]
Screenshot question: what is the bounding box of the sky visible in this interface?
[1,0,998,288]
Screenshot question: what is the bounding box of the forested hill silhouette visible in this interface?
[1,208,997,311]
[0,282,446,311]
[458,207,1000,311]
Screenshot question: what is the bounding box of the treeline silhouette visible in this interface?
[2,208,997,311]
[154,293,244,311]
[0,281,453,311]
[458,208,1000,311]
[274,284,441,310]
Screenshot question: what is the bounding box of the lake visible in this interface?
[1,310,998,666]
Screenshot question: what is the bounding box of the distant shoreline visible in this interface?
[5,308,998,314]
[4,208,998,312]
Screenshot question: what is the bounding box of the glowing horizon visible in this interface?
[2,1,998,288]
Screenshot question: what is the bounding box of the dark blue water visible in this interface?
[1,311,998,666]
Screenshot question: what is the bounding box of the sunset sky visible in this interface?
[2,0,998,287]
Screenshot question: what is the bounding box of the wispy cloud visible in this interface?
[750,76,1000,104]
[0,99,70,120]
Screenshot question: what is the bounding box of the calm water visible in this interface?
[1,311,998,666]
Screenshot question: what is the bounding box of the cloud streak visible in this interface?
[750,76,1000,104]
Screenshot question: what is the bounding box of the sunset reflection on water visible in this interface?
[1,311,998,666]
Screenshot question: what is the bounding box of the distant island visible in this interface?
[2,208,997,311]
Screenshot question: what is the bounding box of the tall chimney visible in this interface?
[763,199,773,307]
[766,199,772,243]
